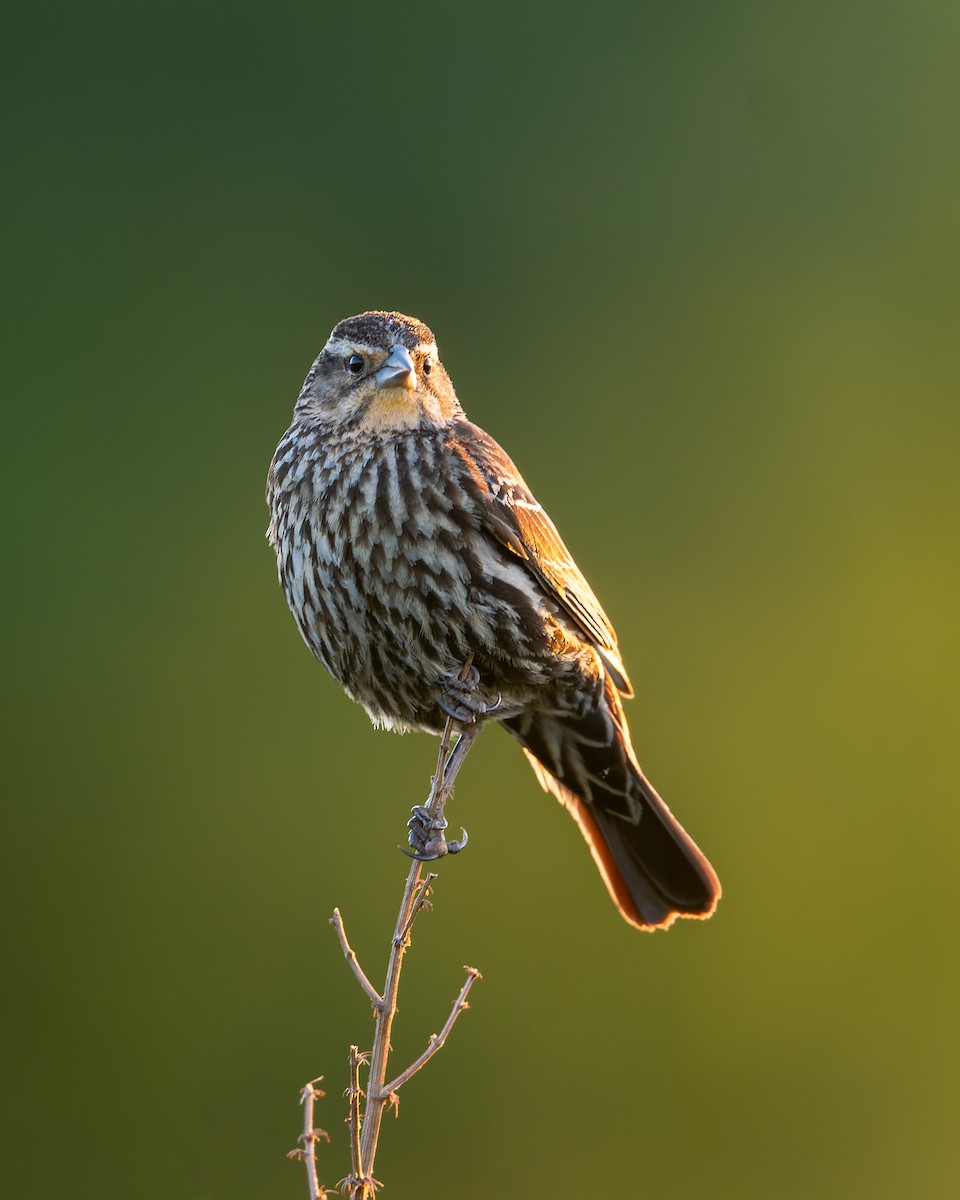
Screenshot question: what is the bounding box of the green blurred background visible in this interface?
[4,2,959,1196]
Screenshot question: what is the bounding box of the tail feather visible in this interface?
[505,679,721,930]
[524,749,720,929]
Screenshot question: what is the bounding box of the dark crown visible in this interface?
[330,311,436,351]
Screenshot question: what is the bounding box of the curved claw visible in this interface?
[438,662,498,725]
[445,827,469,854]
[438,690,501,724]
[400,844,443,862]
[437,695,474,723]
[400,825,468,861]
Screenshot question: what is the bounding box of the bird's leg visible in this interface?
[405,719,483,861]
[439,721,479,791]
[405,657,491,860]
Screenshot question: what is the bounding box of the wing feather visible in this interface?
[446,420,633,696]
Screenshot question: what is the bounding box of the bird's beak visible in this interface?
[376,344,417,391]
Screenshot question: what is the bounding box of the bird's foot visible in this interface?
[438,664,501,724]
[403,805,469,860]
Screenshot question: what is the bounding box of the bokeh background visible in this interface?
[3,2,959,1197]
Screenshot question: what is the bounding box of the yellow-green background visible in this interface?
[4,3,959,1197]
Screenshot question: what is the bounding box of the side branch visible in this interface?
[330,908,383,1007]
[382,966,482,1095]
[398,871,438,943]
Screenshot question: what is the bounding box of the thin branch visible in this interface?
[330,909,383,1008]
[432,700,459,792]
[358,687,481,1182]
[298,657,484,1200]
[356,849,429,1181]
[382,966,482,1094]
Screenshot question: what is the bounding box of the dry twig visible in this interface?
[382,966,482,1094]
[287,1078,333,1200]
[330,909,382,1008]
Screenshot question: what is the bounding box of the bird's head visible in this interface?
[293,311,462,430]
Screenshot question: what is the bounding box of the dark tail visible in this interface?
[502,680,721,931]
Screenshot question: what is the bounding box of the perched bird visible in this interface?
[266,311,720,930]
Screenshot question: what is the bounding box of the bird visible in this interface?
[266,310,720,931]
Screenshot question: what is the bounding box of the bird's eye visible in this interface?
[422,357,433,376]
[344,354,365,375]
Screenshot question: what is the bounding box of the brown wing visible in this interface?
[446,420,633,696]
